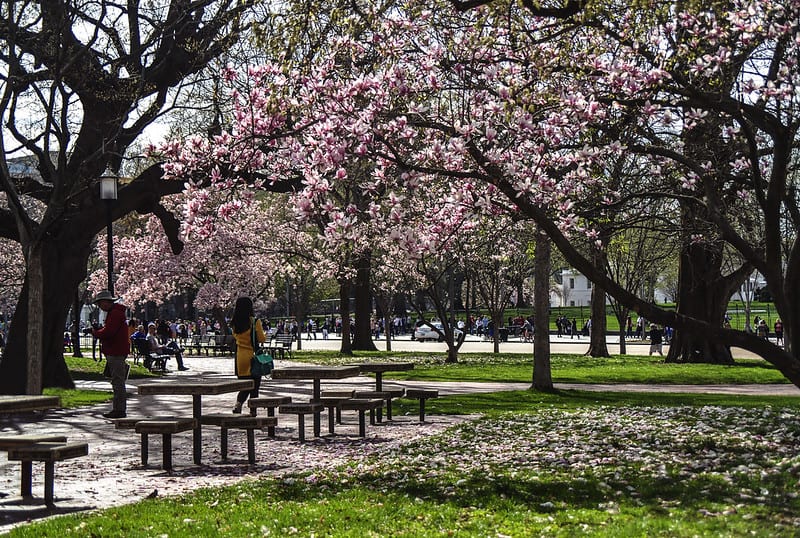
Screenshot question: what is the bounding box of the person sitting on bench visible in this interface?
[146,323,189,371]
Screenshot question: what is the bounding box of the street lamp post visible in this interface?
[99,167,118,295]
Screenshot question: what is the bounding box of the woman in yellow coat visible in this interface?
[231,296,266,413]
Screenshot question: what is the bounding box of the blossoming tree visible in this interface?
[165,0,800,386]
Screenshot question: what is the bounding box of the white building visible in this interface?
[551,269,670,307]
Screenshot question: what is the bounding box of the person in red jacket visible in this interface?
[92,290,129,418]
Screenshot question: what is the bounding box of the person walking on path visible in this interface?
[231,297,266,414]
[92,290,130,418]
[648,323,664,356]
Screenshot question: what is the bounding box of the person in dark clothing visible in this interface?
[92,290,130,418]
[648,324,663,356]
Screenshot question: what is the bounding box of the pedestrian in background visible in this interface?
[231,297,266,414]
[92,290,129,418]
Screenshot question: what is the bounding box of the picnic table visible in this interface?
[137,379,254,464]
[271,365,361,401]
[348,362,414,391]
[271,366,360,435]
[0,395,61,415]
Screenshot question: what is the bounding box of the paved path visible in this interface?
[0,341,796,533]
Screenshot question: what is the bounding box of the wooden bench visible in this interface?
[131,338,168,372]
[404,389,439,422]
[191,334,214,356]
[340,398,384,437]
[211,334,235,356]
[134,417,196,470]
[7,442,89,504]
[353,388,405,422]
[279,402,323,442]
[248,396,292,437]
[268,333,294,359]
[200,414,277,464]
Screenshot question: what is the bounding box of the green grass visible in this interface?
[290,350,791,384]
[9,390,800,537]
[392,388,800,416]
[11,350,795,536]
[34,355,158,409]
[63,355,156,381]
[41,387,110,408]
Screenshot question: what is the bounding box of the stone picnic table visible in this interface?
[137,378,254,464]
[347,362,415,391]
[0,395,61,415]
[270,366,361,435]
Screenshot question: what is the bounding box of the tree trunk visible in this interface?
[338,279,353,355]
[586,282,610,357]
[26,244,44,394]
[71,291,84,358]
[0,235,91,393]
[666,240,735,364]
[351,252,377,351]
[492,312,502,354]
[532,229,553,391]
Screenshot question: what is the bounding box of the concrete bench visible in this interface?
[200,414,277,464]
[134,417,196,470]
[353,388,405,422]
[7,442,89,505]
[278,402,324,442]
[340,398,384,437]
[0,434,68,449]
[248,396,292,437]
[318,396,353,435]
[404,389,439,421]
[111,416,180,430]
[319,390,356,429]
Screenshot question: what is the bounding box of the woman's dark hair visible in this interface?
[232,297,254,334]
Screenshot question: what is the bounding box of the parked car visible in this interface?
[414,322,463,342]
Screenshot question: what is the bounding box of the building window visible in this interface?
[587,280,592,289]
[569,300,575,306]
[569,278,575,289]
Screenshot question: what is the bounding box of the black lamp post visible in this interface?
[99,167,118,295]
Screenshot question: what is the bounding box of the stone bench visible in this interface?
[353,388,405,422]
[0,434,69,450]
[318,395,355,435]
[248,396,292,437]
[134,417,196,470]
[111,416,180,430]
[340,398,384,437]
[278,402,324,442]
[6,442,89,505]
[200,414,277,464]
[404,389,439,422]
[320,390,356,425]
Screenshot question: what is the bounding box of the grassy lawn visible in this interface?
[9,389,800,537]
[35,355,160,409]
[289,350,791,385]
[10,351,795,536]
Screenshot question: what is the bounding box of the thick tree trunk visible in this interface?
[666,241,735,364]
[586,282,610,357]
[351,252,377,351]
[532,229,553,391]
[0,236,91,393]
[71,291,84,358]
[338,279,353,355]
